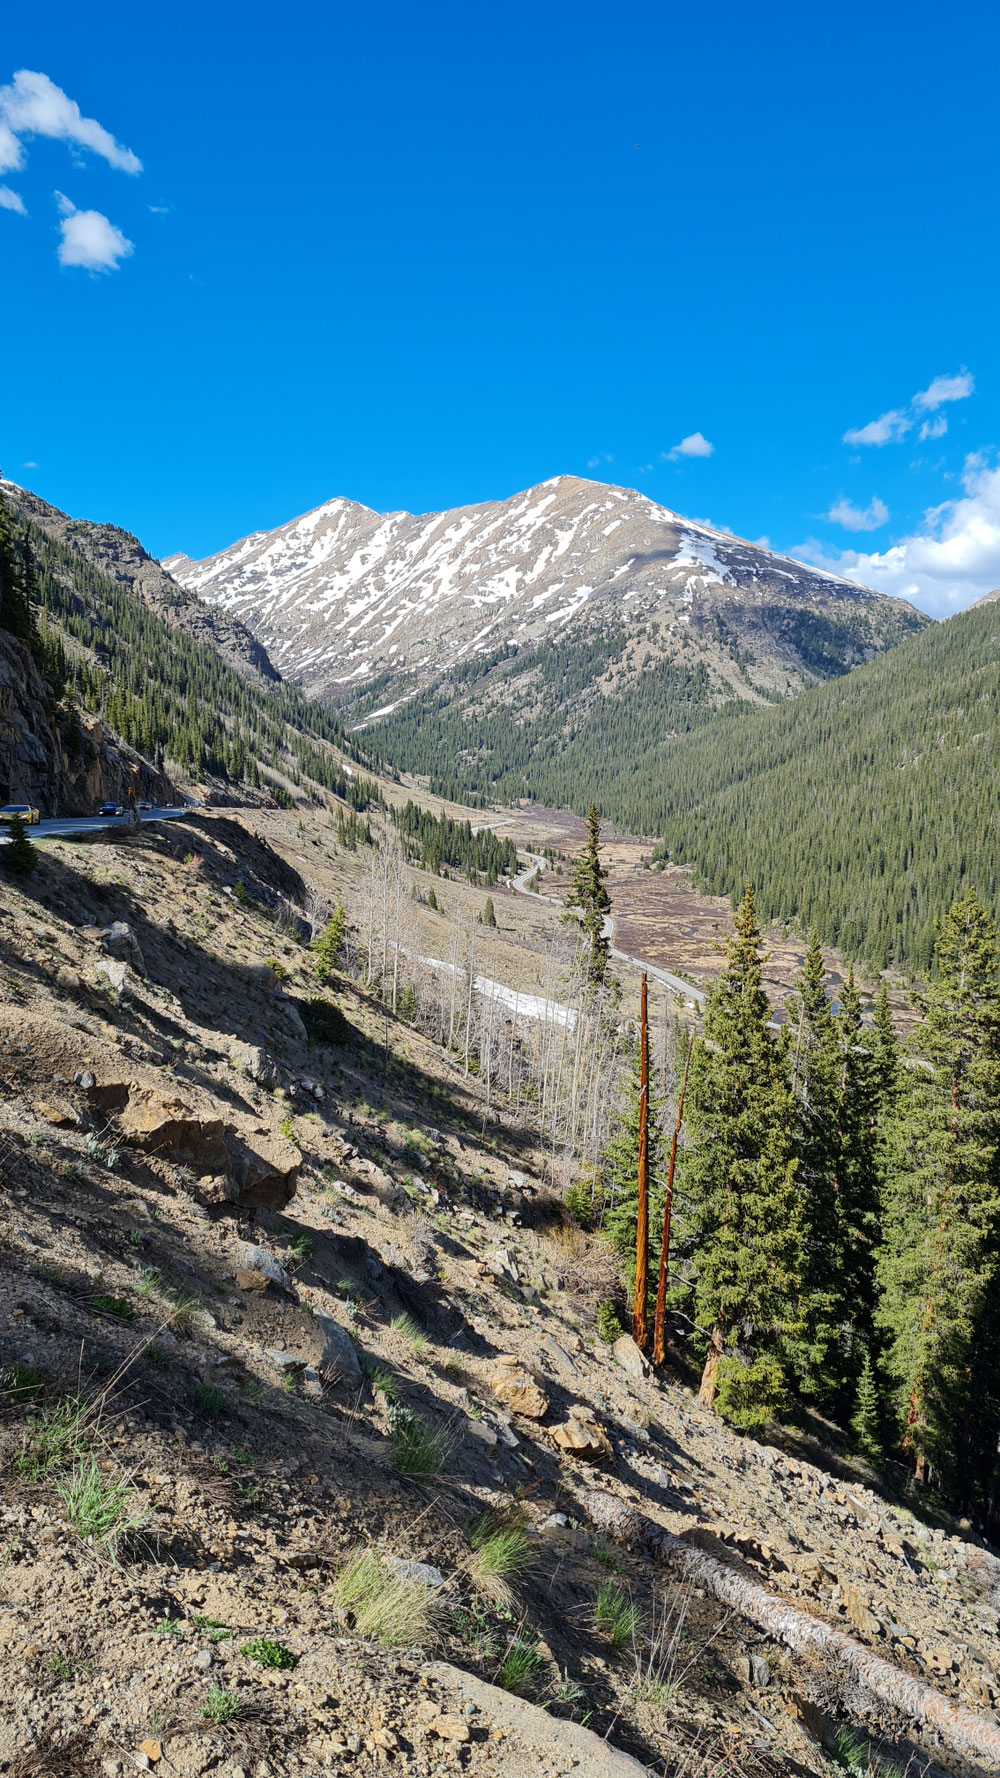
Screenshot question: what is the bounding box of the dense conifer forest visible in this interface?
[365,600,1000,972]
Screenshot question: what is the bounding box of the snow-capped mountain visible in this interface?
[165,475,926,705]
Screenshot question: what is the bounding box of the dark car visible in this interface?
[138,800,152,811]
[98,801,123,817]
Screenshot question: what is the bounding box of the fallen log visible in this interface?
[583,1489,1000,1770]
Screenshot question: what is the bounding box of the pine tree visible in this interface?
[851,1343,883,1462]
[0,494,35,645]
[832,968,897,1399]
[788,930,843,1403]
[877,890,1000,1489]
[481,896,497,928]
[311,904,347,982]
[565,803,611,986]
[2,814,39,876]
[679,884,803,1429]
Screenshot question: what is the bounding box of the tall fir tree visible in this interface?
[565,803,611,986]
[834,968,897,1393]
[788,930,843,1403]
[877,890,1000,1490]
[678,884,803,1429]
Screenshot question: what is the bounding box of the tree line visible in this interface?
[596,876,1000,1526]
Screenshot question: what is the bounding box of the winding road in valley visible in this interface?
[508,852,707,1008]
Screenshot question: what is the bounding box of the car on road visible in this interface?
[138,800,152,810]
[0,803,40,825]
[97,801,124,817]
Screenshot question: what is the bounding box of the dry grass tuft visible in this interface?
[330,1546,441,1649]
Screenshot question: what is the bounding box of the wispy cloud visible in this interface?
[21,460,38,468]
[913,370,974,411]
[795,452,1000,617]
[0,70,141,175]
[844,370,974,447]
[665,432,714,462]
[56,192,133,271]
[586,452,615,468]
[0,184,25,213]
[826,495,889,532]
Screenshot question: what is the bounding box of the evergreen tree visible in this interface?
[311,904,347,982]
[877,890,1000,1489]
[602,1033,665,1272]
[850,1343,883,1462]
[481,896,497,928]
[833,969,897,1381]
[2,814,39,876]
[565,803,611,986]
[0,494,36,646]
[788,930,843,1402]
[679,884,803,1429]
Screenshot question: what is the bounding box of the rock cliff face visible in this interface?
[0,631,173,814]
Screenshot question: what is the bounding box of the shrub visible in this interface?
[194,1384,226,1418]
[239,1637,296,1669]
[331,1547,439,1648]
[595,1301,624,1343]
[202,1686,242,1725]
[301,994,350,1045]
[564,1182,595,1230]
[2,814,38,876]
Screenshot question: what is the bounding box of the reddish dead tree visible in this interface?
[652,1031,693,1366]
[632,973,650,1350]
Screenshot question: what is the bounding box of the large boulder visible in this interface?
[491,1355,549,1420]
[314,1314,363,1386]
[551,1407,612,1463]
[99,1084,300,1212]
[612,1334,651,1380]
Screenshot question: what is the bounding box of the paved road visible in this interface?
[3,807,193,844]
[508,851,707,1007]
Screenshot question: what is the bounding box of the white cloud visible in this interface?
[794,453,1000,616]
[586,452,615,468]
[666,431,714,461]
[0,70,141,175]
[843,409,911,447]
[826,495,889,532]
[0,184,26,213]
[844,370,974,447]
[913,370,974,411]
[56,193,132,271]
[21,460,38,468]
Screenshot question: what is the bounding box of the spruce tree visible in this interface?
[833,968,896,1388]
[481,896,497,928]
[2,814,39,876]
[311,905,347,982]
[788,930,843,1403]
[850,1343,883,1462]
[877,890,1000,1489]
[565,803,611,986]
[679,884,803,1429]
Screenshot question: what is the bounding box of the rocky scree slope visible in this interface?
[165,475,927,711]
[4,481,280,685]
[0,811,997,1778]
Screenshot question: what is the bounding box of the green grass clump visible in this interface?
[57,1460,147,1561]
[595,1580,640,1649]
[194,1384,226,1418]
[156,1617,186,1637]
[388,1406,451,1479]
[330,1548,439,1649]
[4,1361,44,1402]
[239,1637,296,1669]
[390,1313,429,1359]
[469,1512,534,1582]
[87,1294,134,1319]
[15,1399,94,1481]
[367,1365,401,1403]
[495,1635,546,1696]
[202,1686,242,1725]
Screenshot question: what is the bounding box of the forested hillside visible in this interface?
[371,598,1000,973]
[0,487,380,812]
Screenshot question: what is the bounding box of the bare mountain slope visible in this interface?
[165,475,928,706]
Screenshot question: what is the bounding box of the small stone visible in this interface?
[612,1333,650,1380]
[383,1556,444,1588]
[371,1729,398,1750]
[491,1355,548,1419]
[427,1715,470,1743]
[191,1647,213,1670]
[345,1733,362,1753]
[139,1742,161,1763]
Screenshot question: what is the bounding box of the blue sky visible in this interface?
[1,0,999,615]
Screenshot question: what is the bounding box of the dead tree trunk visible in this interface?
[583,1490,1000,1769]
[652,1032,693,1366]
[632,974,650,1351]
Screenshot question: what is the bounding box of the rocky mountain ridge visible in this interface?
[3,481,280,685]
[165,475,928,709]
